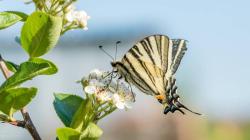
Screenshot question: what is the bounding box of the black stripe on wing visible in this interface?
[123,54,160,95]
[171,39,187,74]
[123,57,155,95]
[116,61,151,94]
[131,35,170,74]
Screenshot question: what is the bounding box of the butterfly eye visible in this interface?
[111,62,116,67]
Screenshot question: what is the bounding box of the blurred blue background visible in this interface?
[0,0,250,139]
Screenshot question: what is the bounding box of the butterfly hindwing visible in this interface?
[171,39,187,74]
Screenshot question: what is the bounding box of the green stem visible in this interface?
[61,25,78,35]
[49,0,58,13]
[0,114,9,122]
[54,0,74,15]
[97,107,116,121]
[99,101,108,107]
[41,0,49,12]
[51,3,62,15]
[97,104,110,113]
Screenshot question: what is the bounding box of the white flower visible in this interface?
[84,85,97,94]
[96,90,113,102]
[64,4,90,30]
[112,93,133,109]
[74,10,90,30]
[45,1,52,8]
[65,4,76,13]
[89,69,104,79]
[82,69,135,109]
[65,11,75,22]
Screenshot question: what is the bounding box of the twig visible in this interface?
[0,55,11,79]
[21,108,41,140]
[0,54,42,140]
[0,114,26,127]
[8,120,26,128]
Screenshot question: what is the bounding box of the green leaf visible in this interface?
[5,61,20,72]
[0,87,37,116]
[80,122,103,140]
[57,127,81,140]
[70,99,94,132]
[0,111,9,122]
[5,11,28,21]
[21,11,62,57]
[29,57,58,75]
[53,93,84,127]
[0,11,28,30]
[0,58,57,92]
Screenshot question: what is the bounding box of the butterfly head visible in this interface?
[111,61,125,69]
[111,61,117,67]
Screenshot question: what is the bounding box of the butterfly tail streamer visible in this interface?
[176,101,202,115]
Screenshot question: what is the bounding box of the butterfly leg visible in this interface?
[128,82,136,102]
[104,70,120,88]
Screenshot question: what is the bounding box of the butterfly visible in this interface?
[111,35,201,115]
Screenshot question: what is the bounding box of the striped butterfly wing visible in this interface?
[120,35,172,96]
[121,55,165,96]
[117,35,199,115]
[126,35,172,74]
[171,39,187,74]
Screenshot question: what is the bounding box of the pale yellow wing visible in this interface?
[121,53,165,96]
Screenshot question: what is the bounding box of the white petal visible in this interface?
[65,12,75,22]
[103,91,113,100]
[113,94,126,109]
[65,4,76,12]
[89,79,98,85]
[96,90,112,101]
[84,85,96,94]
[100,94,112,101]
[83,27,88,30]
[113,94,120,102]
[75,11,89,28]
[115,101,125,109]
[78,11,88,17]
[90,69,102,76]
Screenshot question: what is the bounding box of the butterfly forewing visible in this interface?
[120,35,173,97]
[122,54,166,96]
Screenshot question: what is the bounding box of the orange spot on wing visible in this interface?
[155,95,164,100]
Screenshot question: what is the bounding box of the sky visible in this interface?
[0,0,250,139]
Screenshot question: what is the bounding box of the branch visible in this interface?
[7,120,26,128]
[0,54,42,140]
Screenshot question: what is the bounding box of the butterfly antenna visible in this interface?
[99,45,114,61]
[115,41,121,61]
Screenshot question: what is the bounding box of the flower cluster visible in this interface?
[64,4,90,30]
[82,69,135,110]
[31,0,90,32]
